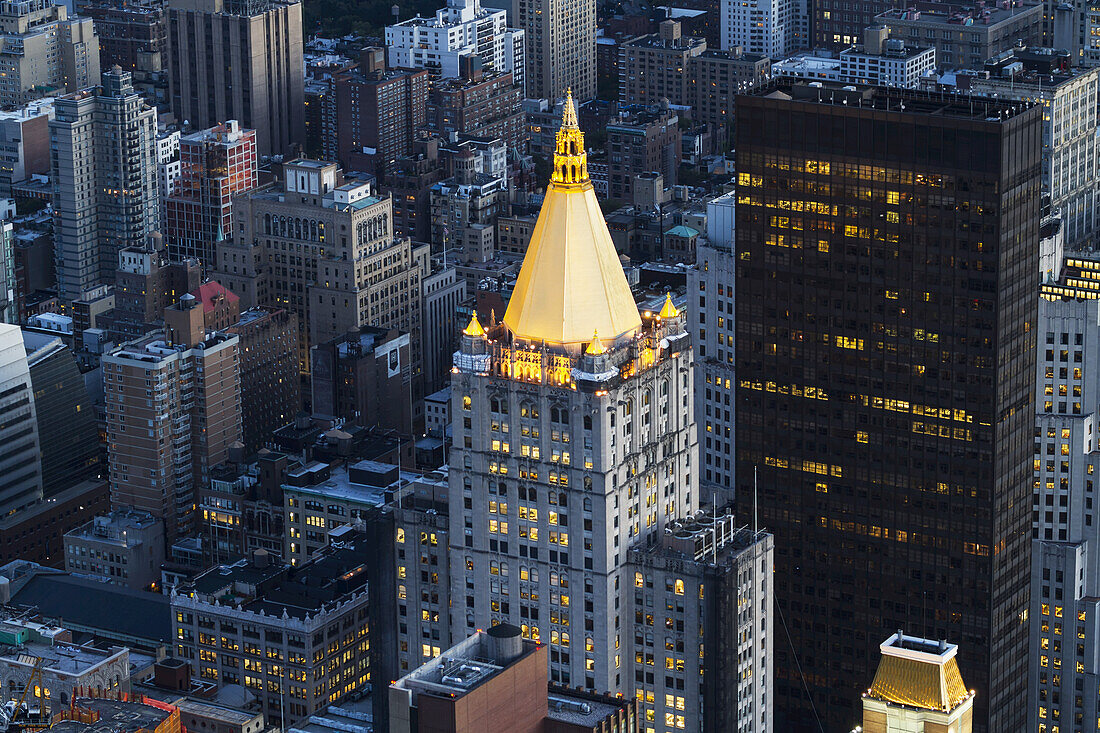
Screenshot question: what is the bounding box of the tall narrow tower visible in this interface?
[448,90,697,693]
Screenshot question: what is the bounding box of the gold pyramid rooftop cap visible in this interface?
[867,632,970,712]
[463,311,485,337]
[502,91,641,345]
[658,292,679,319]
[585,330,607,355]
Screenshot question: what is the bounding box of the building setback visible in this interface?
[0,0,99,108]
[733,80,1039,731]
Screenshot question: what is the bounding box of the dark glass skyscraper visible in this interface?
[733,81,1041,731]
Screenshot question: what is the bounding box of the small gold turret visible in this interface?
[463,311,485,338]
[586,330,607,355]
[551,89,588,187]
[658,292,679,319]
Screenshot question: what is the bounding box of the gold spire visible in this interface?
[502,91,641,345]
[586,330,606,355]
[463,311,485,337]
[550,89,588,186]
[658,292,679,319]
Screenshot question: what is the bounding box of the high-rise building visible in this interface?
[334,60,430,177]
[51,67,159,303]
[165,0,304,157]
[386,0,525,91]
[309,326,413,433]
[515,0,595,99]
[733,80,1040,731]
[444,94,771,732]
[228,307,300,453]
[861,632,975,733]
[605,105,681,201]
[967,48,1099,248]
[0,98,53,198]
[720,0,795,58]
[385,136,444,243]
[22,330,101,496]
[103,294,241,541]
[420,262,465,395]
[429,144,508,263]
[0,0,100,108]
[425,71,525,161]
[1027,252,1100,732]
[164,121,258,268]
[80,2,167,107]
[0,323,42,514]
[215,159,428,381]
[619,21,706,107]
[874,2,1042,67]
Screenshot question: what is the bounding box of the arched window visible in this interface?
[583,415,592,430]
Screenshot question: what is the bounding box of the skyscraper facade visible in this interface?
[104,294,241,541]
[0,323,42,515]
[733,80,1041,731]
[0,0,100,108]
[166,0,304,157]
[164,121,258,267]
[51,68,159,302]
[517,0,594,99]
[445,95,772,731]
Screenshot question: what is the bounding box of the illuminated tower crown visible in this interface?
[502,90,641,345]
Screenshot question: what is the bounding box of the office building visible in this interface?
[0,479,110,567]
[874,2,1042,68]
[228,307,301,453]
[0,323,42,515]
[1027,253,1100,732]
[80,2,167,107]
[624,512,773,733]
[201,449,295,563]
[22,330,101,495]
[606,105,681,201]
[103,294,241,541]
[103,231,202,343]
[63,508,165,590]
[386,0,524,91]
[217,160,427,381]
[334,61,430,177]
[51,68,159,303]
[862,632,975,733]
[445,94,767,733]
[774,26,935,88]
[420,263,465,394]
[733,80,1039,730]
[386,137,445,243]
[389,626,639,733]
[164,121,258,267]
[0,98,53,197]
[310,326,413,432]
[516,0,595,99]
[166,0,304,157]
[619,21,706,108]
[687,190,736,501]
[0,0,99,108]
[425,72,525,160]
[170,528,373,726]
[720,0,796,58]
[429,144,508,263]
[967,47,1099,247]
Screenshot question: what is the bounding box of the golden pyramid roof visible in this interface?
[586,330,607,355]
[503,91,641,345]
[868,638,970,712]
[463,311,485,337]
[658,292,679,319]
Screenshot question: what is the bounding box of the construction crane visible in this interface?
[0,658,50,733]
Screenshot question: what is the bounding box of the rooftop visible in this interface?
[877,0,1040,26]
[65,509,161,547]
[51,698,172,733]
[183,531,372,620]
[749,79,1037,121]
[865,631,972,712]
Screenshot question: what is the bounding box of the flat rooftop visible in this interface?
[51,698,171,733]
[749,79,1036,121]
